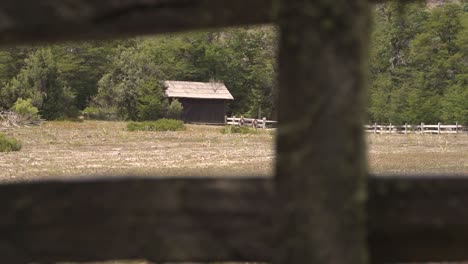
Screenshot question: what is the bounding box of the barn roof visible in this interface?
[164,81,234,100]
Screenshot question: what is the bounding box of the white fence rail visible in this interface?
[365,123,466,134]
[225,116,277,129]
[226,118,465,134]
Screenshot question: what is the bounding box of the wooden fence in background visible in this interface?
[225,116,278,129]
[365,123,465,134]
[226,119,466,134]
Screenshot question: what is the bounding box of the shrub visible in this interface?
[136,96,168,121]
[127,119,185,132]
[166,99,184,120]
[0,133,22,152]
[10,98,39,120]
[82,107,119,120]
[221,125,258,134]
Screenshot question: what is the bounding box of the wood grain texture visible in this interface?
[0,0,274,45]
[1,176,468,263]
[0,177,274,263]
[274,0,371,263]
[368,175,468,263]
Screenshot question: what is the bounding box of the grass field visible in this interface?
[0,121,274,182]
[368,133,468,175]
[0,121,467,183]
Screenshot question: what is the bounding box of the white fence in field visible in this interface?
[365,123,466,134]
[225,116,277,129]
[226,118,466,134]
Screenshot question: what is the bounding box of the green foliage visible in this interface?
[441,83,468,124]
[221,125,258,134]
[0,133,21,152]
[1,48,78,119]
[166,99,184,120]
[127,119,186,132]
[81,106,118,120]
[92,46,169,121]
[369,1,467,124]
[10,98,39,120]
[136,81,168,121]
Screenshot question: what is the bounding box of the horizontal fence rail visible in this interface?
[226,116,277,129]
[0,0,275,45]
[1,176,468,263]
[0,178,274,263]
[0,0,396,45]
[365,123,465,134]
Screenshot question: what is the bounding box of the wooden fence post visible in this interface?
[275,0,370,264]
[438,122,441,135]
[389,123,392,134]
[421,122,424,134]
[224,115,227,125]
[263,117,267,129]
[405,123,408,134]
[374,122,377,134]
[233,115,236,126]
[456,122,459,134]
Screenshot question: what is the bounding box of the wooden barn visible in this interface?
[164,80,234,124]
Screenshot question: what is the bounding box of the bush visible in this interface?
[10,98,39,120]
[166,99,184,120]
[127,119,185,132]
[136,96,168,121]
[221,125,258,134]
[0,133,22,152]
[82,107,119,120]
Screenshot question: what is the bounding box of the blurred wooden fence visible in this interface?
[1,1,468,264]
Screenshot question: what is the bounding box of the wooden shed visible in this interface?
[164,80,234,124]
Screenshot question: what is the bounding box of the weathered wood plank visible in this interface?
[368,175,468,263]
[0,0,274,45]
[274,0,371,263]
[0,177,274,263]
[2,176,468,263]
[0,0,414,45]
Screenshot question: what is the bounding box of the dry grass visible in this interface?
[368,133,468,175]
[0,121,274,183]
[0,121,467,183]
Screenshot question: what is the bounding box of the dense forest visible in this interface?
[369,1,468,124]
[0,1,466,124]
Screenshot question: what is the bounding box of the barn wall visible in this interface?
[177,98,227,124]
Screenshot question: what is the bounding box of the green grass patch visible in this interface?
[221,125,258,134]
[0,133,22,152]
[127,119,186,132]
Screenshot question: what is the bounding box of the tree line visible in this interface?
[0,27,277,121]
[0,1,466,124]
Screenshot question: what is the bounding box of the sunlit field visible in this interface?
[0,121,275,182]
[368,133,468,175]
[1,121,467,183]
